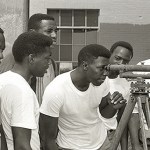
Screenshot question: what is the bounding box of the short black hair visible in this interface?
[28,13,55,30]
[78,44,110,66]
[110,41,133,58]
[0,28,4,34]
[12,31,53,63]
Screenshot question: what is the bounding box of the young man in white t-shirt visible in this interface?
[0,31,53,150]
[0,13,58,105]
[40,44,126,150]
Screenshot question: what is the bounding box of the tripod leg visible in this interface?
[137,96,148,150]
[109,96,136,150]
[145,97,150,128]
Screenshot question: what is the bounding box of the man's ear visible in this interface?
[82,61,88,71]
[28,54,35,64]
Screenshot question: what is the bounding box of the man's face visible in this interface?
[109,46,132,78]
[86,56,109,86]
[109,46,132,65]
[30,46,52,77]
[37,19,57,46]
[0,33,5,64]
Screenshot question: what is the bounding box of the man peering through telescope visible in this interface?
[101,41,142,150]
[39,44,126,150]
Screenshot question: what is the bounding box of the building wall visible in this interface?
[0,0,149,64]
[99,23,150,64]
[30,0,150,25]
[30,0,150,65]
[0,0,150,64]
[0,0,28,56]
[1,0,148,64]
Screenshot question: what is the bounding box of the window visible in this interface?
[47,9,100,69]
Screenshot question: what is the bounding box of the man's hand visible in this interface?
[108,91,127,109]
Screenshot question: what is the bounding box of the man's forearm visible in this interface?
[100,104,117,119]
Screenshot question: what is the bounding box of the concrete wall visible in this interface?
[30,0,150,25]
[0,0,28,56]
[1,0,149,64]
[30,0,150,64]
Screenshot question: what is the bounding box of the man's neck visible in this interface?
[70,68,90,91]
[11,63,31,82]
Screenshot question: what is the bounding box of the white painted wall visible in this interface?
[30,0,150,25]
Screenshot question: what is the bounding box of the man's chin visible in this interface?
[36,73,45,78]
[108,71,119,79]
[92,81,104,86]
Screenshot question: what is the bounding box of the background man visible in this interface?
[28,13,58,104]
[39,44,126,150]
[0,31,52,150]
[106,41,142,150]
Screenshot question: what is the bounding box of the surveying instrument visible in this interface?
[106,64,150,150]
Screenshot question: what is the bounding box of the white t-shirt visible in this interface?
[40,71,115,150]
[0,71,40,150]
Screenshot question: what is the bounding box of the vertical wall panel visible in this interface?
[0,0,29,56]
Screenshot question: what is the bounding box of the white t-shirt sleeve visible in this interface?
[40,85,63,117]
[101,79,110,97]
[5,85,37,129]
[98,79,118,129]
[99,112,117,130]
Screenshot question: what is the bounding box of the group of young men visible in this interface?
[0,13,148,150]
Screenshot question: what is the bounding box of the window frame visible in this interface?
[47,9,100,68]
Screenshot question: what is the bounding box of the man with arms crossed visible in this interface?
[40,44,126,150]
[0,31,53,150]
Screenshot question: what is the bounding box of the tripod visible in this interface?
[109,77,150,150]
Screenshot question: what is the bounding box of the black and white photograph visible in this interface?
[0,0,150,150]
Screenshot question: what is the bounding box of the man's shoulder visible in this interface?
[0,71,11,82]
[0,71,29,90]
[51,71,70,83]
[46,71,71,89]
